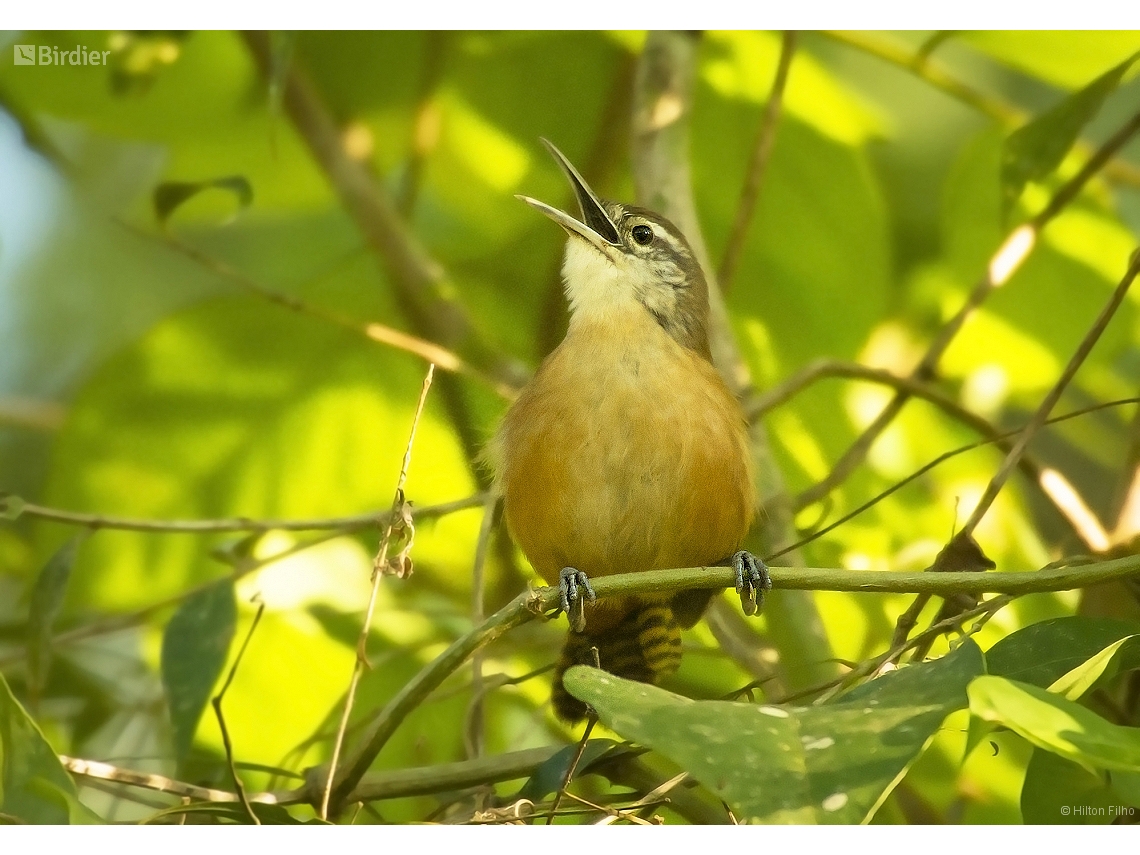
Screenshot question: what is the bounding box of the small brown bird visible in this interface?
[487,140,770,722]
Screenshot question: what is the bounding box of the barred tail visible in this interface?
[551,604,683,722]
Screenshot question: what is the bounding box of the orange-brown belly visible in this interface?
[492,320,754,627]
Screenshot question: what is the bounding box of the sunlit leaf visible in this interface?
[959,31,1140,89]
[968,675,1140,774]
[565,639,983,824]
[1048,634,1140,701]
[160,579,237,761]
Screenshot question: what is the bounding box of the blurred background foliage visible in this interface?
[1,30,1140,824]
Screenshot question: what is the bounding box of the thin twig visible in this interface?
[60,755,249,804]
[560,789,654,825]
[752,594,1013,706]
[769,398,1140,562]
[1029,111,1140,229]
[813,595,1013,704]
[546,715,597,825]
[889,250,1140,652]
[959,249,1140,538]
[117,219,513,398]
[321,364,435,821]
[212,598,267,825]
[794,108,1140,513]
[0,526,349,670]
[7,493,484,534]
[77,775,178,812]
[271,745,560,805]
[718,30,796,294]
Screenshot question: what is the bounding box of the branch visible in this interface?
[307,551,1140,811]
[5,493,485,534]
[718,30,796,293]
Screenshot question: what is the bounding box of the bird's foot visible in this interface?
[733,551,772,617]
[559,566,596,633]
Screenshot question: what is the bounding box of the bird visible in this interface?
[485,140,771,723]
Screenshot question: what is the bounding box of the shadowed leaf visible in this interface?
[565,639,984,824]
[26,534,87,701]
[1001,52,1140,215]
[153,175,253,227]
[516,738,621,802]
[0,673,98,824]
[161,579,237,761]
[986,616,1140,688]
[1021,749,1119,824]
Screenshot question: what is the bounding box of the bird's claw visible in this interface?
[559,567,596,633]
[733,550,772,617]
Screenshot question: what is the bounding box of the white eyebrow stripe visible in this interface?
[649,225,682,253]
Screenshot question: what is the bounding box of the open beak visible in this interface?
[515,138,622,252]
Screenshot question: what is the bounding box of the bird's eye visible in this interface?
[631,224,654,246]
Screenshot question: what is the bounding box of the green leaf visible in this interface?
[986,616,1140,688]
[1021,749,1119,824]
[1001,52,1140,215]
[565,639,984,824]
[959,32,1140,89]
[25,534,87,701]
[160,579,237,761]
[153,175,253,227]
[516,738,621,802]
[968,675,1140,774]
[1048,635,1140,701]
[0,672,83,823]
